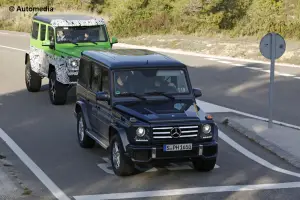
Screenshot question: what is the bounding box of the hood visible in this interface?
[114,100,207,124]
[56,45,111,57]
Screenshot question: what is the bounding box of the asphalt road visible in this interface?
[1,31,300,200]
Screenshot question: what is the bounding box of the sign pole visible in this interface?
[260,32,285,129]
[268,33,276,128]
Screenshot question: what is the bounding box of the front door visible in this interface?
[96,68,111,141]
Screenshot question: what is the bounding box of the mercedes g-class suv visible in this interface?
[25,14,118,105]
[74,49,218,176]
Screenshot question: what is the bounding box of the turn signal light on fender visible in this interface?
[205,115,213,120]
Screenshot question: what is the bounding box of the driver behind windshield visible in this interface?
[84,32,89,40]
[115,72,131,95]
[57,30,67,42]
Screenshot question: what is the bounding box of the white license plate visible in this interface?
[163,143,192,151]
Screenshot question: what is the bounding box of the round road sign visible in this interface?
[259,33,286,60]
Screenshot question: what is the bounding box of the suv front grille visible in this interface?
[152,126,199,140]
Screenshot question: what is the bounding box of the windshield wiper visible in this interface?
[121,92,147,101]
[85,40,97,45]
[64,40,78,46]
[144,91,175,100]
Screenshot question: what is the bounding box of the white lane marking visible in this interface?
[205,58,219,61]
[97,157,219,174]
[244,66,296,77]
[217,61,232,64]
[0,32,28,37]
[294,77,300,79]
[0,128,70,200]
[232,63,246,67]
[73,181,300,200]
[219,131,300,178]
[114,43,300,69]
[0,45,27,52]
[275,72,295,77]
[196,99,300,130]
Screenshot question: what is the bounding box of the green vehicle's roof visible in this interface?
[33,14,105,27]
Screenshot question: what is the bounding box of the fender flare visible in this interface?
[25,53,29,65]
[110,125,130,151]
[75,100,92,130]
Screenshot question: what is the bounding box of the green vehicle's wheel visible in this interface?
[25,61,41,92]
[49,71,68,105]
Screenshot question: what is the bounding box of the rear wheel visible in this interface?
[25,61,41,92]
[77,112,95,148]
[110,135,136,176]
[192,158,216,172]
[49,71,68,105]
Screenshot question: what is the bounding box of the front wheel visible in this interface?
[110,135,136,176]
[192,158,217,172]
[25,61,41,92]
[49,72,68,105]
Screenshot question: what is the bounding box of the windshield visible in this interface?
[113,69,190,96]
[55,25,108,43]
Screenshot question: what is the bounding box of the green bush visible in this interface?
[1,0,300,39]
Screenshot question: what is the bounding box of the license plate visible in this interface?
[163,143,192,151]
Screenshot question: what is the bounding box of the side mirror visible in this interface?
[96,91,110,101]
[111,36,118,45]
[42,40,55,49]
[193,88,202,98]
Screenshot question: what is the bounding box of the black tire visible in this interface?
[25,61,41,92]
[77,112,95,148]
[192,158,217,172]
[110,135,136,176]
[49,71,68,105]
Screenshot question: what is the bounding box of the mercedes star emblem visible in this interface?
[170,127,181,138]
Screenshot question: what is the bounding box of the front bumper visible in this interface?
[125,141,218,163]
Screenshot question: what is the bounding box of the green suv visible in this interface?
[25,14,118,105]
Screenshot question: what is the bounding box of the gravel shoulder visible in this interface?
[119,34,300,65]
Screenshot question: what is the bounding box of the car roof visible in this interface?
[82,49,186,70]
[33,14,105,27]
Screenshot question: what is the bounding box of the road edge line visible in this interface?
[0,45,27,52]
[0,128,70,200]
[219,130,300,178]
[223,118,300,169]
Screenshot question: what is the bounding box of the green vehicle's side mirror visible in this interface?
[42,40,55,49]
[111,36,118,46]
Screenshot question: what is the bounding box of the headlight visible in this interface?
[202,124,211,134]
[70,60,78,67]
[136,127,145,137]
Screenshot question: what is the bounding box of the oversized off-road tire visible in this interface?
[25,61,41,92]
[49,71,68,105]
[77,112,95,148]
[192,157,217,172]
[110,135,136,176]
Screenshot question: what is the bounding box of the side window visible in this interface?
[101,69,109,93]
[40,24,46,41]
[48,26,54,42]
[78,59,91,88]
[32,22,39,39]
[91,63,102,93]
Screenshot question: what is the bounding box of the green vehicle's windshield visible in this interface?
[55,25,108,43]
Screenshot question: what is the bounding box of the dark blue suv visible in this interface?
[74,49,218,176]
